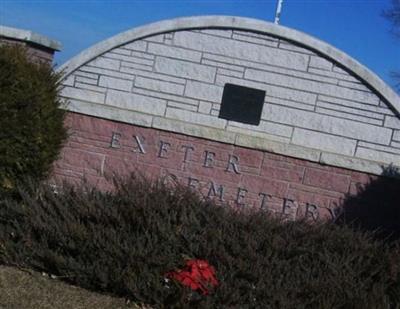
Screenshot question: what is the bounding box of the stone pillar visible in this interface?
[0,25,61,63]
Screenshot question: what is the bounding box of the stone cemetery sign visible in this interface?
[55,16,400,220]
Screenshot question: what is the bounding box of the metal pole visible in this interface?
[274,0,284,24]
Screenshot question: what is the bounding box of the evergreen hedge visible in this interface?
[0,44,67,193]
[0,176,399,308]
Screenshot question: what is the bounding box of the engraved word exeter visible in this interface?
[108,130,339,221]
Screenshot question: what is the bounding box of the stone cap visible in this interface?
[0,25,62,51]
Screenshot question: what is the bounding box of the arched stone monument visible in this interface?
[55,16,400,220]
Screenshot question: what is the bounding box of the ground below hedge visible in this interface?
[0,265,149,309]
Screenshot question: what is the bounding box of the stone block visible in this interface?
[262,104,392,144]
[217,68,243,78]
[316,101,384,120]
[62,75,75,86]
[338,80,369,91]
[309,56,333,70]
[332,65,348,74]
[198,101,212,114]
[106,52,154,66]
[211,108,219,116]
[356,147,400,166]
[233,30,279,42]
[144,34,164,42]
[227,126,290,143]
[278,41,315,55]
[318,95,394,116]
[245,69,379,105]
[292,128,356,156]
[240,175,288,197]
[205,52,336,84]
[75,76,97,85]
[152,117,235,144]
[202,59,245,72]
[167,101,197,112]
[66,99,153,127]
[165,107,226,129]
[113,47,131,56]
[393,130,400,142]
[391,141,400,149]
[199,29,233,38]
[261,164,305,184]
[61,86,105,104]
[358,142,400,154]
[133,70,186,84]
[228,120,293,138]
[121,61,152,72]
[99,76,133,92]
[303,168,350,193]
[148,42,202,62]
[320,153,384,176]
[315,107,383,126]
[61,148,104,174]
[232,32,278,47]
[307,67,362,83]
[106,89,166,116]
[265,95,315,111]
[75,71,98,80]
[131,50,154,60]
[384,115,400,129]
[135,76,184,95]
[124,40,147,51]
[260,65,338,85]
[132,87,198,107]
[80,65,135,80]
[233,147,264,168]
[235,134,320,162]
[68,113,117,137]
[184,80,223,102]
[75,82,107,94]
[174,31,309,71]
[154,56,216,82]
[216,74,317,105]
[88,56,120,70]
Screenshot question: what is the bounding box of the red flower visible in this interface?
[166,259,218,295]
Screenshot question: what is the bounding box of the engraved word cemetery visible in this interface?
[47,17,400,220]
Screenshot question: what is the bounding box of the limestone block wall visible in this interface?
[59,17,400,176]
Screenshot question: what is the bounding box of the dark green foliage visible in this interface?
[0,176,399,308]
[0,44,67,193]
[338,166,400,242]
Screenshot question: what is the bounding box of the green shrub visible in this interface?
[0,44,67,193]
[338,166,400,242]
[0,176,399,308]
